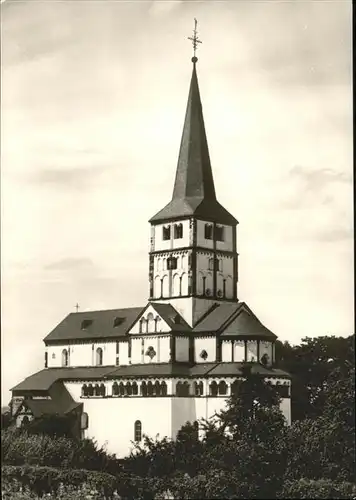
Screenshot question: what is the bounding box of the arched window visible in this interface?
[194,381,204,396]
[141,381,147,396]
[134,420,142,442]
[161,381,167,396]
[94,384,100,396]
[174,223,183,239]
[147,313,155,333]
[126,382,132,396]
[176,381,190,397]
[154,380,161,396]
[208,258,214,271]
[132,382,138,395]
[88,384,94,397]
[204,224,213,240]
[62,349,69,367]
[96,348,103,366]
[210,381,218,397]
[81,384,88,397]
[218,381,228,395]
[119,382,125,396]
[147,381,154,396]
[139,318,145,334]
[112,382,119,396]
[99,383,106,397]
[155,317,161,332]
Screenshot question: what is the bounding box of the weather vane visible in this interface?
[188,18,202,62]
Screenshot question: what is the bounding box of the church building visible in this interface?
[10,25,291,457]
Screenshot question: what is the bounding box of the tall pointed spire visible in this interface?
[150,22,237,225]
[172,61,216,201]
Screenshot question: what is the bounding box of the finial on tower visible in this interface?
[188,18,202,63]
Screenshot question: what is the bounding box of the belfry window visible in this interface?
[167,257,178,270]
[208,258,214,271]
[134,420,142,442]
[174,223,183,239]
[163,226,171,241]
[205,224,213,240]
[215,225,224,241]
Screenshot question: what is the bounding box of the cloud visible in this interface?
[44,257,94,271]
[148,0,183,18]
[289,165,352,188]
[27,165,114,189]
[277,165,352,211]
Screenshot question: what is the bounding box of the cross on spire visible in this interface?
[75,303,80,313]
[188,18,202,61]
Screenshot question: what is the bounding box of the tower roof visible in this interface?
[150,60,237,225]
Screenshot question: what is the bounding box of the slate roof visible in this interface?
[106,363,192,379]
[193,302,242,332]
[151,303,192,332]
[193,302,277,340]
[25,398,81,418]
[149,62,237,226]
[12,362,290,393]
[43,307,144,343]
[221,309,277,340]
[11,367,117,393]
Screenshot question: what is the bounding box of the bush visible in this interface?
[2,465,118,498]
[2,464,160,500]
[279,478,356,499]
[1,429,120,474]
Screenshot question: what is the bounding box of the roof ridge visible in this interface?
[68,306,143,315]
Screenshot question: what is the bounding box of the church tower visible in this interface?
[149,23,238,327]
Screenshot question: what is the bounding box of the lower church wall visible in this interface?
[63,381,291,458]
[80,397,173,457]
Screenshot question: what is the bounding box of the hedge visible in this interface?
[279,478,356,499]
[2,465,159,500]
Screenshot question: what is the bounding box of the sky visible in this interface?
[1,0,353,403]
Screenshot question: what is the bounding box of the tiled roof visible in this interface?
[12,362,290,393]
[11,367,117,392]
[149,63,237,226]
[151,303,192,332]
[43,307,144,343]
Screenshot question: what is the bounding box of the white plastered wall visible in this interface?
[194,337,216,363]
[152,220,190,251]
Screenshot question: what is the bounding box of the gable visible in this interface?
[128,304,171,334]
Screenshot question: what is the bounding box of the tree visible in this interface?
[284,364,355,482]
[275,334,355,421]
